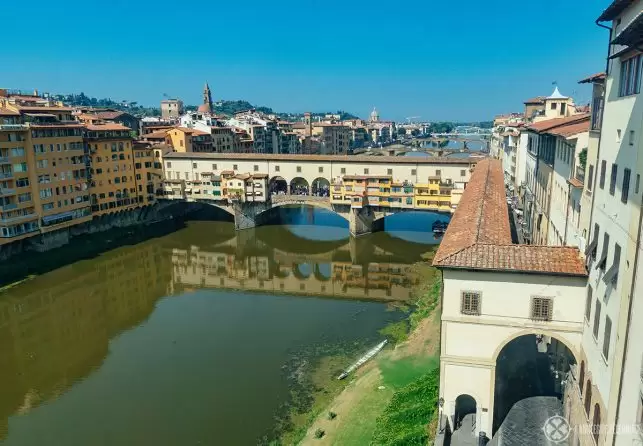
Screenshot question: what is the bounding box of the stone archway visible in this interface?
[289,177,309,195]
[292,262,312,280]
[269,176,287,196]
[314,263,332,282]
[454,394,477,431]
[311,177,330,197]
[492,334,576,434]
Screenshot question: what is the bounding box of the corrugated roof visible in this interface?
[433,159,587,277]
[163,152,477,165]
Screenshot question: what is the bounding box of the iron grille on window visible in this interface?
[530,297,553,321]
[460,291,481,315]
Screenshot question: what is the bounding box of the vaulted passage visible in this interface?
[493,334,576,434]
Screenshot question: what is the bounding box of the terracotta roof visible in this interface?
[14,105,74,112]
[546,117,590,138]
[252,173,269,179]
[568,178,584,188]
[578,72,606,84]
[142,129,169,139]
[527,114,590,133]
[86,123,131,131]
[94,111,127,120]
[433,159,587,277]
[189,129,210,136]
[524,96,546,104]
[163,152,478,165]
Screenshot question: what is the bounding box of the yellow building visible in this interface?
[0,99,91,245]
[86,124,139,216]
[132,142,163,206]
[413,176,453,212]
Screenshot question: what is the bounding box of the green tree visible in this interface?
[397,128,407,136]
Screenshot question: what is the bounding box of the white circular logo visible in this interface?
[543,415,571,443]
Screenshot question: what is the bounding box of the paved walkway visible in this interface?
[450,413,478,446]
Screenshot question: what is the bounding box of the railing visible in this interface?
[0,124,28,131]
[0,172,13,179]
[0,156,9,163]
[0,212,36,223]
[0,188,16,196]
[0,203,18,211]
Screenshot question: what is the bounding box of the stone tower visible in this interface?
[198,82,213,114]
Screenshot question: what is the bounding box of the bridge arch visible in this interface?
[292,262,313,280]
[311,177,330,197]
[314,263,332,282]
[269,176,288,195]
[289,177,309,195]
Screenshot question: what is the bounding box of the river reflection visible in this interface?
[0,219,436,445]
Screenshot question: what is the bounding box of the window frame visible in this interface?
[460,291,481,316]
[530,296,553,322]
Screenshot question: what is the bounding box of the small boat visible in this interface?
[432,220,449,233]
[337,340,388,380]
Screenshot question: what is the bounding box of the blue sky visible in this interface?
[5,0,610,121]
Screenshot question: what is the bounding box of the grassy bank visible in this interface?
[298,263,443,445]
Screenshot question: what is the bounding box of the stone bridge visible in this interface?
[172,193,440,237]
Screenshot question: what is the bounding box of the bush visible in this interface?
[328,411,337,420]
[314,428,325,439]
[371,367,439,445]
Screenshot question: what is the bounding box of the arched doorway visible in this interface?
[293,262,312,280]
[311,177,330,197]
[269,176,287,195]
[290,177,309,195]
[454,394,477,431]
[493,334,576,434]
[592,403,601,444]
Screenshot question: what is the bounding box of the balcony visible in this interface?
[0,203,18,211]
[0,124,28,131]
[0,188,16,196]
[0,156,9,164]
[0,172,13,180]
[591,97,604,131]
[0,212,37,224]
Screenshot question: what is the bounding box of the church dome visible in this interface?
[370,107,379,121]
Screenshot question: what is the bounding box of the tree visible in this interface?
[411,129,420,137]
[397,128,407,136]
[579,148,588,170]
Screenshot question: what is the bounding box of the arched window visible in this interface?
[578,361,585,394]
[584,380,592,416]
[592,404,601,444]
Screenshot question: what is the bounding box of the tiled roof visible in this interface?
[524,96,546,104]
[142,129,170,139]
[94,111,127,120]
[568,178,584,188]
[546,117,590,138]
[433,159,587,277]
[527,114,590,133]
[578,72,606,84]
[163,152,478,165]
[86,123,131,131]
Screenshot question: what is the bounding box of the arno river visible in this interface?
[0,207,448,445]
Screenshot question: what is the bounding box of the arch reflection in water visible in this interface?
[169,223,428,302]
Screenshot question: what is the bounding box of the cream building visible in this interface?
[433,159,587,440]
[564,2,643,445]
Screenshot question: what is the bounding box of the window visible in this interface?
[593,300,601,339]
[609,163,618,195]
[212,164,217,170]
[604,243,621,285]
[436,169,441,176]
[530,297,553,321]
[42,202,54,211]
[602,316,612,359]
[579,361,585,394]
[319,166,324,173]
[233,164,238,170]
[588,164,594,191]
[584,381,593,416]
[166,162,172,168]
[637,174,641,194]
[254,165,259,172]
[387,168,393,175]
[598,232,609,270]
[551,102,557,110]
[460,291,481,315]
[618,54,642,97]
[560,102,566,115]
[275,165,280,172]
[585,286,593,322]
[622,168,631,203]
[364,168,369,174]
[630,130,636,146]
[592,404,601,444]
[192,163,197,169]
[341,168,346,174]
[296,166,302,173]
[461,169,466,177]
[599,160,606,189]
[39,188,53,198]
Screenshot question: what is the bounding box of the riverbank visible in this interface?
[286,260,442,445]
